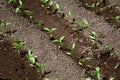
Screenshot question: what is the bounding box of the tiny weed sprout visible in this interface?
[66,42,76,56]
[0,21,11,28]
[12,40,24,48]
[15,0,23,13]
[27,49,35,65]
[94,67,101,80]
[24,10,33,19]
[43,27,56,34]
[53,36,64,43]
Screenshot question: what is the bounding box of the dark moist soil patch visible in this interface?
[7,0,120,79]
[0,35,41,80]
[77,0,120,28]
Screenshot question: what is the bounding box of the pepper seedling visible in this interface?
[27,49,35,65]
[43,27,56,34]
[24,10,33,19]
[66,42,76,56]
[12,40,24,48]
[53,36,64,43]
[94,67,101,80]
[0,21,11,28]
[15,0,23,13]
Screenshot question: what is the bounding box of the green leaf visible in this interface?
[28,56,35,64]
[71,42,75,51]
[19,0,22,6]
[55,3,60,10]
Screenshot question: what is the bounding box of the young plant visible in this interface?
[35,62,46,72]
[8,0,16,3]
[47,0,53,7]
[104,43,112,50]
[36,20,43,28]
[67,10,72,19]
[113,15,120,21]
[74,19,89,30]
[43,27,56,34]
[0,21,11,28]
[12,40,24,48]
[55,3,60,11]
[66,42,76,56]
[89,31,97,45]
[109,77,115,80]
[87,3,95,8]
[53,36,64,43]
[79,57,92,62]
[41,0,49,3]
[24,10,33,19]
[15,0,23,13]
[94,67,101,80]
[27,49,35,65]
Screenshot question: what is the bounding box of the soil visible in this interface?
[0,0,120,80]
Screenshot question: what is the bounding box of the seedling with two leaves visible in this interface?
[15,0,23,13]
[93,67,101,80]
[27,49,45,72]
[43,27,56,37]
[66,42,76,56]
[0,21,11,28]
[89,31,97,45]
[53,36,64,48]
[24,10,33,19]
[73,19,89,30]
[12,40,24,48]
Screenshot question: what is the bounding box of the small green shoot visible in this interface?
[24,10,33,19]
[67,10,72,19]
[87,3,95,8]
[12,40,24,48]
[0,21,11,28]
[27,49,35,65]
[109,77,115,80]
[8,0,16,3]
[114,63,119,69]
[55,3,60,11]
[74,19,89,30]
[36,62,46,72]
[104,43,112,50]
[15,0,23,13]
[113,15,120,21]
[48,0,53,7]
[94,67,101,80]
[79,57,92,62]
[41,0,49,3]
[66,42,76,56]
[44,78,50,80]
[89,31,97,45]
[43,27,56,34]
[53,36,64,43]
[36,20,43,28]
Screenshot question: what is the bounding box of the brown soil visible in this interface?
[0,0,120,80]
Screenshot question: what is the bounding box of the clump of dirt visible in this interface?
[0,35,41,80]
[77,0,120,28]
